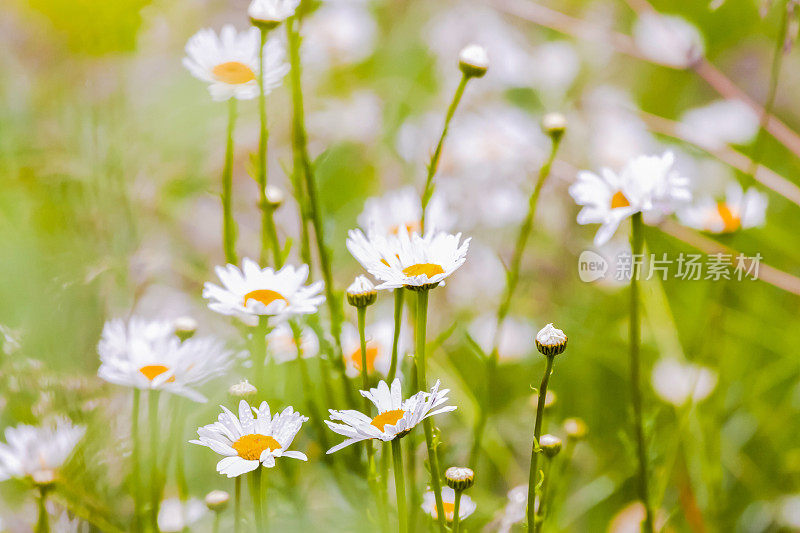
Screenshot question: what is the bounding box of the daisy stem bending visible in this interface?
[391,439,408,533]
[527,354,555,533]
[451,489,463,533]
[420,74,469,232]
[414,288,446,533]
[35,486,49,533]
[222,96,238,264]
[250,468,265,533]
[257,27,282,268]
[629,212,654,533]
[148,390,161,533]
[234,477,241,533]
[131,389,142,533]
[387,289,404,383]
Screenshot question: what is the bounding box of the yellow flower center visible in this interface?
[402,263,445,279]
[610,190,630,209]
[139,365,175,383]
[232,434,282,461]
[244,289,287,309]
[347,342,379,373]
[716,202,741,233]
[212,61,256,85]
[432,502,457,521]
[371,409,405,432]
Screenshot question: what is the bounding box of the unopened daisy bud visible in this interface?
[31,468,57,489]
[173,316,198,342]
[205,490,230,512]
[458,44,489,78]
[346,275,377,308]
[563,417,588,440]
[228,379,257,399]
[541,112,567,141]
[265,185,284,209]
[539,434,562,458]
[445,466,475,491]
[535,323,567,356]
[248,0,299,30]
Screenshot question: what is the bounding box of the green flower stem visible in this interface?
[253,317,269,394]
[131,389,142,533]
[35,487,49,533]
[527,354,555,533]
[451,489,463,533]
[212,511,221,533]
[414,289,446,533]
[469,135,563,469]
[391,439,408,533]
[257,27,282,267]
[630,212,654,533]
[222,97,238,264]
[535,457,554,528]
[234,477,241,533]
[148,390,161,533]
[387,289,404,383]
[290,321,331,460]
[420,74,469,232]
[174,398,188,503]
[250,468,265,533]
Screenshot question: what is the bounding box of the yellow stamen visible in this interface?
[390,221,421,235]
[212,61,256,85]
[232,434,282,461]
[347,343,379,373]
[432,502,457,521]
[244,289,287,308]
[371,409,405,432]
[610,190,630,209]
[402,263,444,279]
[716,202,741,233]
[139,365,175,383]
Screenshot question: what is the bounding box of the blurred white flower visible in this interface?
[357,186,452,238]
[677,99,760,150]
[183,25,288,101]
[52,511,81,533]
[0,419,84,481]
[777,494,800,529]
[530,41,580,94]
[203,259,325,326]
[633,12,704,68]
[248,0,300,25]
[468,313,536,362]
[446,241,505,308]
[422,486,476,522]
[98,317,233,402]
[341,319,405,378]
[608,502,668,533]
[570,152,692,245]
[303,2,377,66]
[678,182,767,233]
[191,400,308,476]
[325,379,455,453]
[266,322,319,364]
[496,485,528,533]
[309,91,382,144]
[347,230,470,290]
[651,358,717,406]
[158,498,206,532]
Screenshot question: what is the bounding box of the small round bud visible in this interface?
[205,490,230,512]
[541,113,567,141]
[539,434,562,458]
[229,379,257,399]
[32,468,57,489]
[346,276,377,308]
[265,185,284,209]
[445,466,474,491]
[563,417,588,440]
[247,0,298,30]
[531,389,557,410]
[535,323,567,356]
[173,316,198,342]
[458,44,489,78]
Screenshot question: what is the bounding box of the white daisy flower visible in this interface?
[183,25,289,102]
[633,12,704,69]
[347,230,470,290]
[495,485,528,533]
[569,151,691,246]
[248,0,300,26]
[340,319,405,378]
[422,486,477,522]
[203,259,325,326]
[357,186,451,239]
[678,182,767,233]
[266,322,319,364]
[651,359,717,406]
[191,399,308,477]
[97,317,233,403]
[158,498,207,533]
[677,100,760,150]
[325,379,456,453]
[0,418,85,481]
